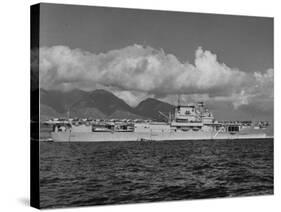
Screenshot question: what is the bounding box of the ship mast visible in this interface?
[177,94,181,107]
[65,104,71,124]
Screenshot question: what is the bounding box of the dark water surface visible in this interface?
[40,139,273,208]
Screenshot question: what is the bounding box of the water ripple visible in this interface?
[39,138,273,208]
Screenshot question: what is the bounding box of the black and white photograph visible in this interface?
[30,3,273,209]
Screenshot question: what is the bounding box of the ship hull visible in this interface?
[51,131,267,142]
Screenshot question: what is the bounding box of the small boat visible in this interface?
[139,138,153,142]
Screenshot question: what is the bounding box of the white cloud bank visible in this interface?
[38,45,273,110]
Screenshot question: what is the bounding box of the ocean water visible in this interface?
[39,139,273,208]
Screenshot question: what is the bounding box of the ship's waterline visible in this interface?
[51,131,267,142]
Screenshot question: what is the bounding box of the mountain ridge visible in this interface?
[39,89,174,121]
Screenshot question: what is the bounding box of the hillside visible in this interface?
[39,89,173,120]
[135,98,174,120]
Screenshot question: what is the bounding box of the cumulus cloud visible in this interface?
[39,45,245,93]
[38,44,273,110]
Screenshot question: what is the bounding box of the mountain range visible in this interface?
[39,89,174,121]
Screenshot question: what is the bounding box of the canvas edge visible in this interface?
[30,3,40,209]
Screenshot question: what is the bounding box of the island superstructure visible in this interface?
[48,101,271,142]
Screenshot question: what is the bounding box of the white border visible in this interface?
[0,0,279,211]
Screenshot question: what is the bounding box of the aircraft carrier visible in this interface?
[49,102,271,142]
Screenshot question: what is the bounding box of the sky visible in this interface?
[38,3,274,121]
